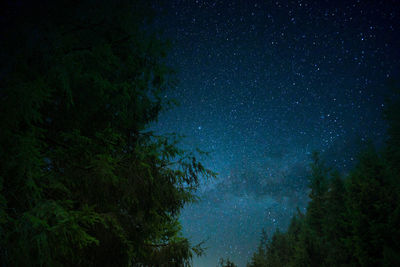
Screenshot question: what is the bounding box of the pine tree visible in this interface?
[293,152,329,266]
[265,229,294,267]
[247,229,268,267]
[0,1,214,266]
[306,152,329,236]
[345,148,396,266]
[382,82,400,265]
[323,171,352,265]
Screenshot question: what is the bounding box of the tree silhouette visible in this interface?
[0,1,214,266]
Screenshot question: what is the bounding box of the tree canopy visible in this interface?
[0,1,214,266]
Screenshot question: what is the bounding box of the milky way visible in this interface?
[152,1,400,266]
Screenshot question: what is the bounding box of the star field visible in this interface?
[152,1,400,266]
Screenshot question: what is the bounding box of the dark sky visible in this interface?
[152,1,400,266]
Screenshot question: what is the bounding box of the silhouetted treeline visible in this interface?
[248,84,400,266]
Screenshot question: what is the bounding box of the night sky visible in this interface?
[151,1,400,266]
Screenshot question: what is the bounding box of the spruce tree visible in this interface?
[306,152,329,235]
[345,148,396,266]
[293,152,329,266]
[0,1,214,266]
[323,171,351,265]
[247,229,268,267]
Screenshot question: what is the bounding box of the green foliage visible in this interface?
[247,229,268,267]
[345,148,399,266]
[247,91,400,266]
[0,1,214,266]
[323,171,352,265]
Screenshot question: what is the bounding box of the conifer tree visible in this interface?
[306,152,329,236]
[323,171,351,265]
[292,152,329,266]
[0,1,214,266]
[345,148,394,266]
[382,80,400,266]
[247,229,268,267]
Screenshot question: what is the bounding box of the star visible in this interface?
[152,1,399,265]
